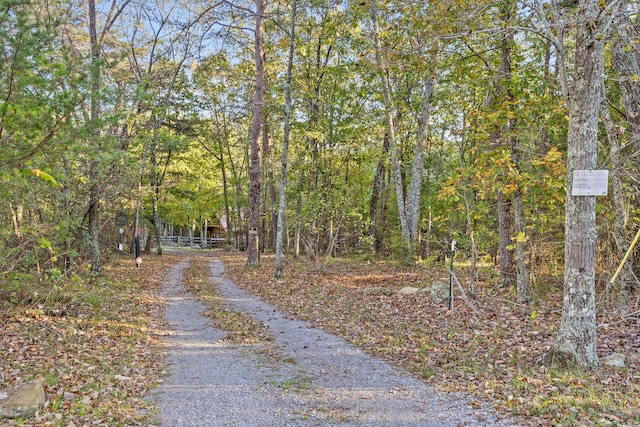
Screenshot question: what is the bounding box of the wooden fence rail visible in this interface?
[159,236,228,248]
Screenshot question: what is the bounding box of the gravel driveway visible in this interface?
[155,255,518,426]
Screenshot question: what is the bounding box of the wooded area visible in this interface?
[1,0,640,370]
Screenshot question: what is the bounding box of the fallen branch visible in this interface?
[608,309,640,326]
[445,266,482,317]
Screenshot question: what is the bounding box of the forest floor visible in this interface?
[1,249,639,426]
[217,251,640,427]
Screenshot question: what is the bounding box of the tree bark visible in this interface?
[462,187,478,296]
[493,1,517,288]
[513,186,530,303]
[370,2,409,248]
[224,132,245,250]
[497,192,515,286]
[247,0,265,267]
[262,123,277,252]
[370,1,434,262]
[369,133,390,253]
[611,7,640,297]
[544,0,605,369]
[294,169,304,258]
[601,96,635,300]
[150,139,163,255]
[612,9,640,175]
[87,0,102,275]
[62,156,72,271]
[407,76,435,249]
[85,0,131,274]
[217,128,233,246]
[275,0,296,278]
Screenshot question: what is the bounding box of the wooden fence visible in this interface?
[159,236,228,248]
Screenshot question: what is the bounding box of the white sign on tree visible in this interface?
[571,170,609,196]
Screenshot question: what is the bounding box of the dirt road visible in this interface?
[155,254,517,426]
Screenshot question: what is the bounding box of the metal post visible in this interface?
[449,239,456,311]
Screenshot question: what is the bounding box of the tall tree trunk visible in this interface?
[62,156,72,271]
[544,0,605,369]
[612,9,640,176]
[513,186,530,303]
[85,0,131,274]
[369,133,390,253]
[87,0,102,275]
[370,1,433,262]
[87,177,101,273]
[493,1,517,288]
[497,192,515,286]
[150,139,163,255]
[370,2,409,247]
[152,191,163,254]
[217,131,233,246]
[247,0,265,267]
[463,187,478,296]
[541,38,553,157]
[611,7,640,297]
[294,169,304,258]
[406,76,435,252]
[275,0,297,278]
[262,122,276,251]
[601,97,635,300]
[509,84,530,303]
[225,133,245,250]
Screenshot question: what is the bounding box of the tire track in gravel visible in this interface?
[155,254,518,426]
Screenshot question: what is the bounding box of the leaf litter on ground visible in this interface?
[0,253,179,426]
[2,250,639,427]
[216,252,640,427]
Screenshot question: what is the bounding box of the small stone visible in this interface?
[398,286,419,295]
[602,353,625,368]
[429,281,450,303]
[0,379,46,419]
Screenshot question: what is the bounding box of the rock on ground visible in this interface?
[398,286,420,295]
[602,353,626,368]
[430,281,451,303]
[0,379,46,419]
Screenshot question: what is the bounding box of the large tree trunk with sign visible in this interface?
[543,0,604,369]
[247,0,265,267]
